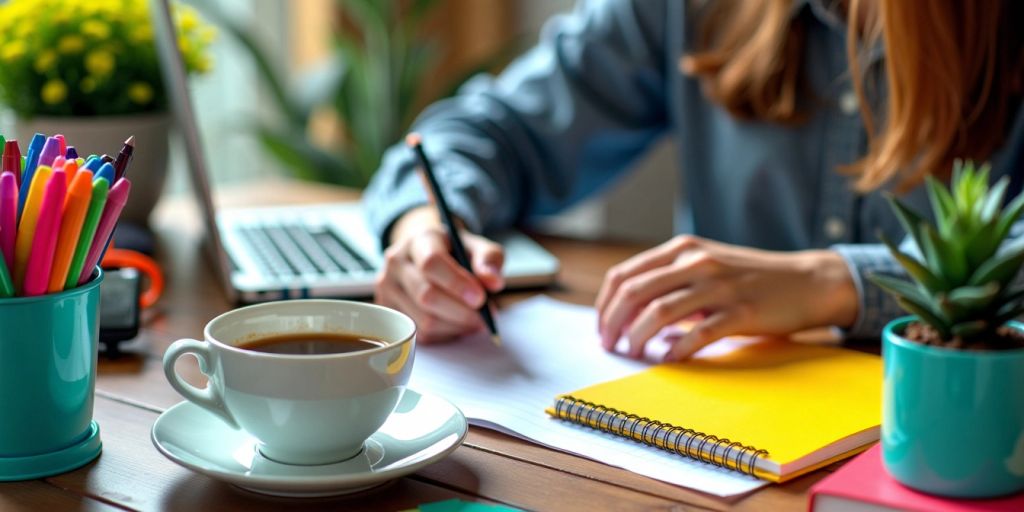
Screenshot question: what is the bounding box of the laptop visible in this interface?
[150,0,559,303]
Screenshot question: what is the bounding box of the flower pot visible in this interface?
[882,316,1024,498]
[15,113,170,226]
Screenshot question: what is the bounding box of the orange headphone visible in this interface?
[100,245,164,309]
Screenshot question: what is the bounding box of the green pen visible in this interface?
[64,178,109,290]
[0,251,13,297]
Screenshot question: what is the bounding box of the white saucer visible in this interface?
[151,389,468,498]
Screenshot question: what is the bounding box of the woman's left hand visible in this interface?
[595,235,859,361]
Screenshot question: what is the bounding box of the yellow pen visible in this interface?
[13,165,53,292]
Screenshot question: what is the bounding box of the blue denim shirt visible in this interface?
[363,0,1024,339]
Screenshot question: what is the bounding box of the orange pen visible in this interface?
[63,159,79,188]
[48,170,94,293]
[13,165,53,290]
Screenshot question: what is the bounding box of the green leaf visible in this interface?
[887,194,929,257]
[951,320,991,338]
[921,223,967,285]
[992,191,1024,249]
[968,243,1024,287]
[946,282,1000,309]
[926,176,957,236]
[941,283,1000,322]
[980,176,1010,224]
[879,232,946,292]
[993,301,1024,326]
[896,297,951,338]
[867,273,934,308]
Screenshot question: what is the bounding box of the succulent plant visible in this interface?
[870,160,1024,343]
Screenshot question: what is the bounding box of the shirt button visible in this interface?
[825,217,847,240]
[839,90,859,115]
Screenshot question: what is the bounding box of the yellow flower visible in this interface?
[57,35,85,54]
[41,79,68,105]
[81,20,111,39]
[129,25,152,44]
[127,82,153,105]
[85,50,115,75]
[1,40,27,62]
[33,49,57,72]
[178,8,199,31]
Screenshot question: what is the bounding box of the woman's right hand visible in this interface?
[374,206,506,343]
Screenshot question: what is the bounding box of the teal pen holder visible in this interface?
[0,268,103,481]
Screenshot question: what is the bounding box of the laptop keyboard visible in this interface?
[238,223,374,278]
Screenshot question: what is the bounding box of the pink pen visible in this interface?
[77,178,131,285]
[0,172,16,271]
[54,134,66,157]
[23,171,66,296]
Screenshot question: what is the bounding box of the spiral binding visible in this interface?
[553,395,769,478]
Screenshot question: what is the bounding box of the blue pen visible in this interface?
[17,133,45,218]
[84,156,102,172]
[94,162,115,184]
[65,146,78,160]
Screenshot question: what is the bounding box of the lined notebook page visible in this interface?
[409,296,768,496]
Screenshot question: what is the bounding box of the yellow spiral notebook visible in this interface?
[546,339,881,483]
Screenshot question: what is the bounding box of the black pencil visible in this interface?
[406,133,501,346]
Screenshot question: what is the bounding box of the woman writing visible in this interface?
[363,0,1024,359]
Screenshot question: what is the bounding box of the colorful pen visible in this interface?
[77,178,129,285]
[54,134,66,157]
[0,250,12,298]
[94,162,115,184]
[66,146,78,160]
[0,171,16,272]
[37,136,61,169]
[62,160,78,187]
[406,133,501,345]
[14,165,53,290]
[83,156,102,172]
[51,156,66,172]
[18,133,46,218]
[22,171,66,296]
[48,170,93,293]
[65,178,108,290]
[100,154,114,164]
[2,140,19,186]
[112,136,134,180]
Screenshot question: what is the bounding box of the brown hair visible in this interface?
[682,0,1023,191]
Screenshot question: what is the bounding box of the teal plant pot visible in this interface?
[882,316,1024,498]
[0,269,104,480]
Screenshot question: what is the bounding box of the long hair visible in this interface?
[682,0,1023,191]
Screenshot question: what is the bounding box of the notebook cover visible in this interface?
[554,338,881,475]
[809,445,1024,512]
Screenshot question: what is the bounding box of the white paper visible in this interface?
[409,296,768,497]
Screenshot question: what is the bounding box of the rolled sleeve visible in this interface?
[362,0,671,249]
[832,243,909,339]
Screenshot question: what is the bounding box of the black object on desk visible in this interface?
[100,267,141,358]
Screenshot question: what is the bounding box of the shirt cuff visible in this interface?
[831,244,909,340]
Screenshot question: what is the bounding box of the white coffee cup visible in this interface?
[162,300,416,465]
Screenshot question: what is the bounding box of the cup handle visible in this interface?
[162,339,239,429]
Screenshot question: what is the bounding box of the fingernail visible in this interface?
[463,288,483,306]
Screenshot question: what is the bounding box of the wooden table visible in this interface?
[0,181,844,511]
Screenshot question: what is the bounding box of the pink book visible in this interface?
[810,445,1024,512]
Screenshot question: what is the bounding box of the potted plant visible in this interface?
[871,161,1024,498]
[0,0,214,224]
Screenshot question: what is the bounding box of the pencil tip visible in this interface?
[405,132,421,147]
[491,334,502,347]
[125,135,135,146]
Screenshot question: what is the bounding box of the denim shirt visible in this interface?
[362,0,1024,339]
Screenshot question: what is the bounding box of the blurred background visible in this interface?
[0,0,676,242]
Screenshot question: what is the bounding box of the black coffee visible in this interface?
[238,332,386,355]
